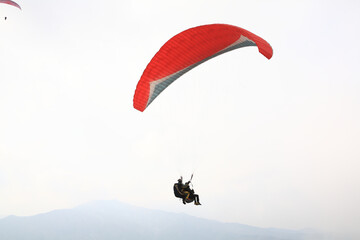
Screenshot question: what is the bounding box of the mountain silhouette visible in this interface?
[0,200,315,240]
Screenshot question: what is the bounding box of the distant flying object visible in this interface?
[133,23,273,112]
[1,0,21,19]
[0,0,21,10]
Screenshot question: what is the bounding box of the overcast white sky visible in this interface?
[1,0,360,239]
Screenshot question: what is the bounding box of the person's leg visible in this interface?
[182,191,190,204]
[194,194,201,205]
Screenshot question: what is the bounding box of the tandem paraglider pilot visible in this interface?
[173,177,201,205]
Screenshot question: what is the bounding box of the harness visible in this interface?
[173,183,184,198]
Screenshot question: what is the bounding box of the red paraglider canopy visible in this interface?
[0,0,21,10]
[133,24,273,112]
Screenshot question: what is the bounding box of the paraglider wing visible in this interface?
[133,24,273,112]
[0,0,21,10]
